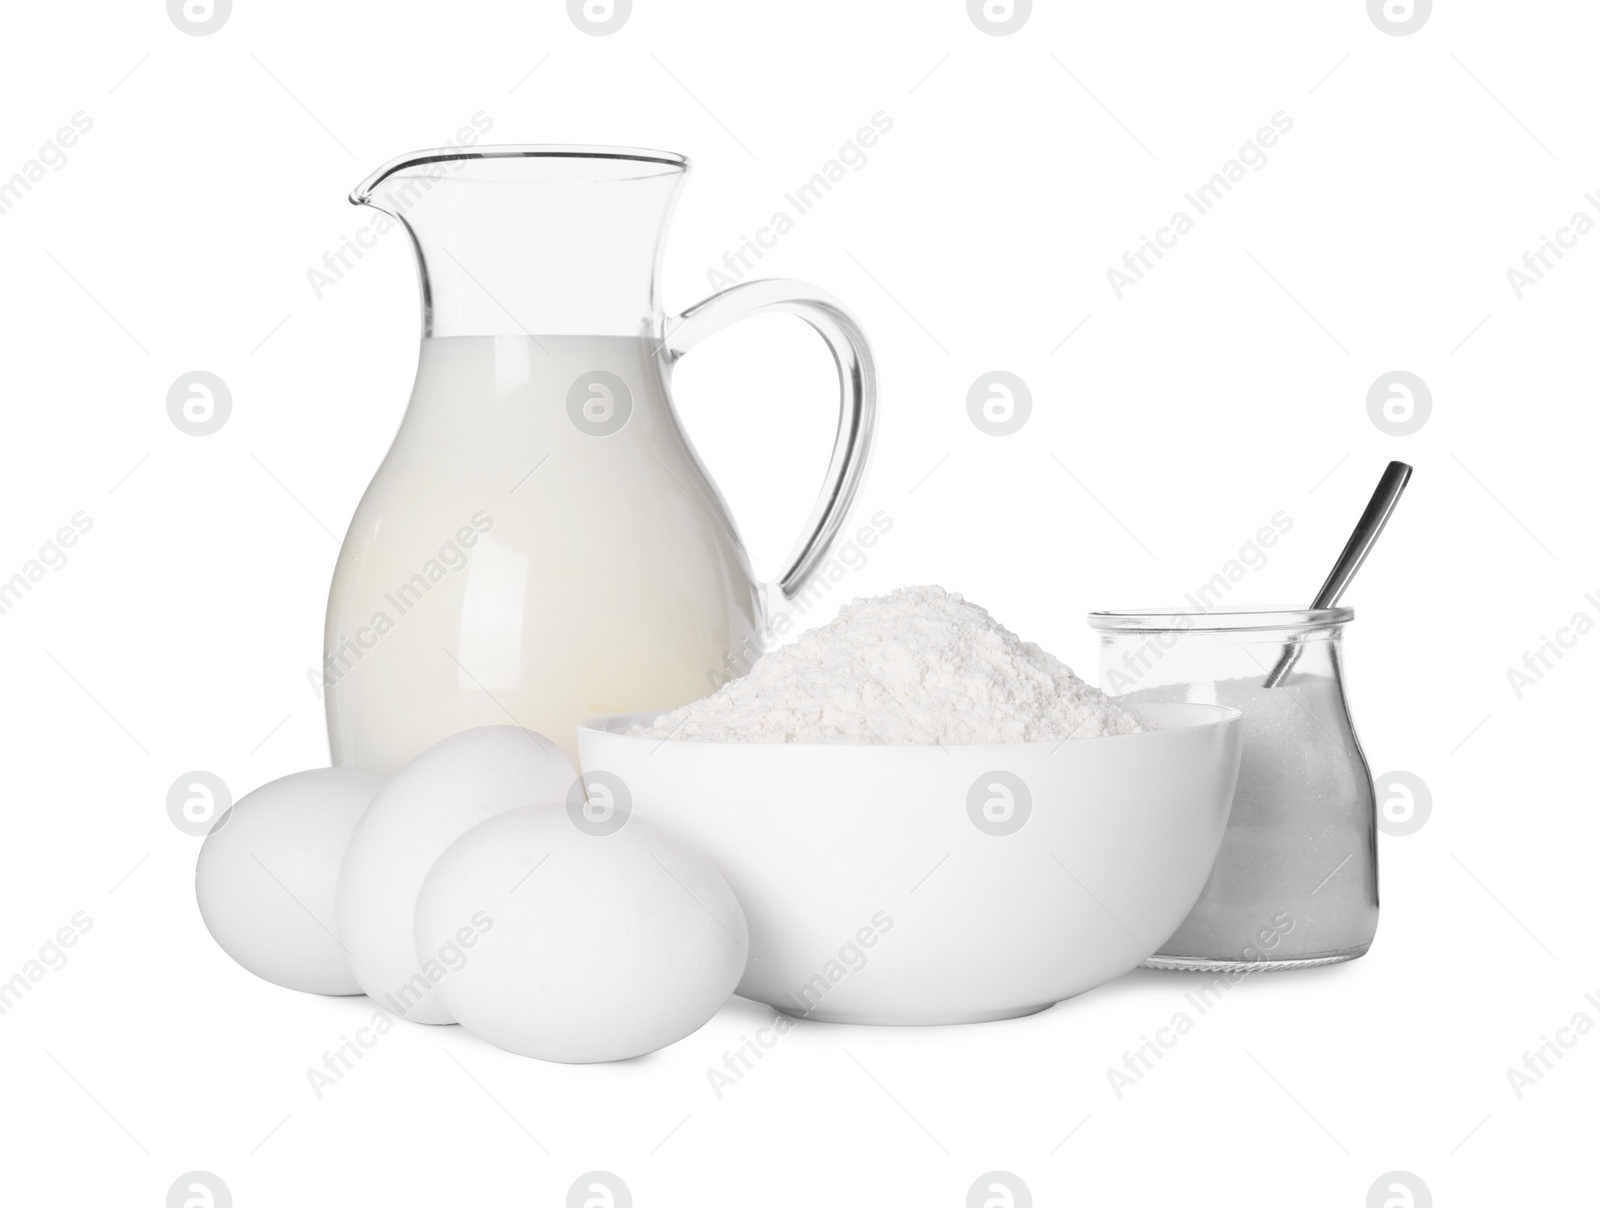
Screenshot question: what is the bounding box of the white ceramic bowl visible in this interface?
[577,702,1241,1026]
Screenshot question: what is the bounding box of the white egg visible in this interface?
[336,726,575,1023]
[196,767,387,996]
[413,804,749,1063]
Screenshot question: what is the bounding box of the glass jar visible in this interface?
[1087,607,1378,971]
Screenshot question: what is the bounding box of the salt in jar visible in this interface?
[1087,607,1378,971]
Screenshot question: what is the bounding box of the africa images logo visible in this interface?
[568,371,633,436]
[568,0,630,36]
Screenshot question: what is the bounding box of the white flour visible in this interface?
[633,586,1146,744]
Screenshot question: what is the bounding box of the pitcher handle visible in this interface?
[662,278,877,599]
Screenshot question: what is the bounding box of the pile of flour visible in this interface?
[633,586,1146,744]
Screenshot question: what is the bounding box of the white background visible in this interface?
[1,1,1594,1204]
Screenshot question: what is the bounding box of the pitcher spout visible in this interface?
[350,145,690,339]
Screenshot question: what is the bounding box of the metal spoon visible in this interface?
[1263,460,1413,688]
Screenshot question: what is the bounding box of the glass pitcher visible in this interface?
[322,146,876,771]
[1088,607,1378,971]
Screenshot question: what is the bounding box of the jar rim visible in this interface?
[1087,606,1354,633]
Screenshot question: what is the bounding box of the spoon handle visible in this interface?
[1264,460,1412,688]
[1310,460,1413,610]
